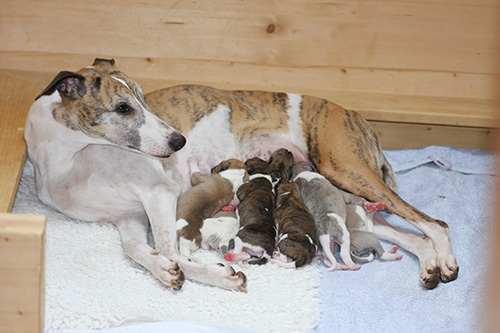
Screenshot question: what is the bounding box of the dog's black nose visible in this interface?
[170,134,186,151]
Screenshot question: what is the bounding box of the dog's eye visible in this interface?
[115,103,132,115]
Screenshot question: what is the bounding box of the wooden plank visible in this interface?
[0,72,44,213]
[369,121,498,150]
[0,0,499,100]
[0,214,46,333]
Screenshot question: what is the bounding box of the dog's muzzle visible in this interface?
[170,133,186,152]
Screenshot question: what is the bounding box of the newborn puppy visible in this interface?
[292,163,360,271]
[224,157,276,265]
[176,158,248,257]
[201,209,239,254]
[268,148,294,184]
[345,204,402,263]
[272,180,319,268]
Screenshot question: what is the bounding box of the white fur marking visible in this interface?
[285,94,307,153]
[293,170,326,182]
[176,218,188,231]
[218,169,246,192]
[249,173,273,183]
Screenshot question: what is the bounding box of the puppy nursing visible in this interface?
[273,180,319,268]
[224,157,276,265]
[176,157,248,257]
[292,163,361,271]
[345,205,402,263]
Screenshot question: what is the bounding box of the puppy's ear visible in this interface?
[287,167,293,180]
[220,162,230,171]
[236,186,248,201]
[93,58,115,66]
[35,71,86,101]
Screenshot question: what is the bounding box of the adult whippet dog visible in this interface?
[25,58,458,290]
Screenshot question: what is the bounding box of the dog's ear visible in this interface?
[35,71,86,101]
[92,58,115,67]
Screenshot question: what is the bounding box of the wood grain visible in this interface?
[0,214,46,333]
[0,72,44,213]
[0,0,499,100]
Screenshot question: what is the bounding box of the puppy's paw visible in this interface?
[438,254,459,283]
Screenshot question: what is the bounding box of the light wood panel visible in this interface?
[0,0,499,100]
[0,214,46,333]
[0,71,44,213]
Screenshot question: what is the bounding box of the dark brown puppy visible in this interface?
[272,180,319,268]
[224,157,276,265]
[268,148,294,183]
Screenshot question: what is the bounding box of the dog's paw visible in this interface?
[215,263,247,293]
[437,254,459,283]
[419,260,440,290]
[153,257,186,290]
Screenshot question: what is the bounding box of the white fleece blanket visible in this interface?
[13,159,322,333]
[12,145,498,332]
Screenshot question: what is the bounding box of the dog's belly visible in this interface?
[169,104,309,193]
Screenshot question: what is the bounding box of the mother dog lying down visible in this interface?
[25,58,458,290]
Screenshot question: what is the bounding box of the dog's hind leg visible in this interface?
[302,105,458,287]
[113,213,185,290]
[371,212,440,289]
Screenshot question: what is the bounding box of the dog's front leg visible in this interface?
[141,184,247,291]
[112,212,185,290]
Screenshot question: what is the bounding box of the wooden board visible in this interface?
[0,214,46,333]
[0,0,499,101]
[0,72,45,212]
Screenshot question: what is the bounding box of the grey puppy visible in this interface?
[291,163,360,271]
[345,204,402,263]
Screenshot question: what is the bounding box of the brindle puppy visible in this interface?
[272,180,319,268]
[224,157,276,265]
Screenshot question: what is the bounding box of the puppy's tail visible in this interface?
[248,253,271,265]
[351,252,375,264]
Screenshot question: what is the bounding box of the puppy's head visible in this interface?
[244,157,270,176]
[34,58,185,158]
[268,148,294,182]
[211,158,247,174]
[291,162,315,180]
[211,158,250,187]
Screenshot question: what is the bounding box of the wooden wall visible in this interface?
[0,0,499,149]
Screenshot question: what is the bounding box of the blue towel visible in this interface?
[316,145,498,332]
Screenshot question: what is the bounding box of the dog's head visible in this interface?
[244,157,270,176]
[34,58,185,158]
[268,148,294,182]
